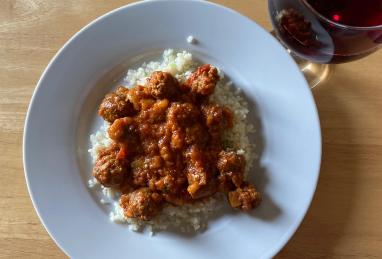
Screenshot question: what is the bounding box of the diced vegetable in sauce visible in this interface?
[93,66,261,220]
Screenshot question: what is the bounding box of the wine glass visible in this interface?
[268,0,382,88]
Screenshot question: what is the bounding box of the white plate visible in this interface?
[23,1,321,258]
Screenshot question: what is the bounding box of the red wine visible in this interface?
[307,0,382,27]
[269,0,382,63]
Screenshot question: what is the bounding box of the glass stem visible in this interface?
[270,30,332,88]
[288,50,332,88]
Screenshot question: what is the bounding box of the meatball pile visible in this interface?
[93,64,261,220]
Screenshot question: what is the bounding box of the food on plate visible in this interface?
[88,50,260,233]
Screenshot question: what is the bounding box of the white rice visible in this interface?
[88,49,255,234]
[122,49,194,87]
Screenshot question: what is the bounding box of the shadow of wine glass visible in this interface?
[276,66,362,258]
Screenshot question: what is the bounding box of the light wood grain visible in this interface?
[1,0,381,258]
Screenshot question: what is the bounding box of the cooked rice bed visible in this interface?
[88,49,255,233]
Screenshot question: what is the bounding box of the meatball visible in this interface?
[147,71,179,99]
[228,184,262,211]
[93,144,127,187]
[185,64,219,95]
[120,188,163,220]
[167,102,200,127]
[98,86,136,123]
[217,151,245,191]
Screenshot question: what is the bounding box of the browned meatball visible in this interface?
[93,144,127,187]
[217,151,245,192]
[98,87,136,123]
[120,188,163,220]
[167,102,200,127]
[185,64,219,95]
[147,71,179,99]
[228,184,262,211]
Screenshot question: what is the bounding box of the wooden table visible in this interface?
[1,0,381,258]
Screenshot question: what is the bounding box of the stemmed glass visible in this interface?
[268,0,382,88]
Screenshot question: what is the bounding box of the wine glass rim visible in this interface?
[301,0,382,30]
